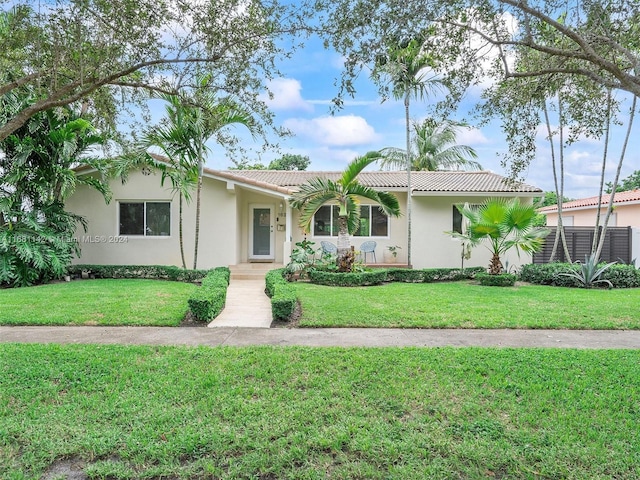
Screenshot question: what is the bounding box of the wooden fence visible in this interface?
[533,226,632,264]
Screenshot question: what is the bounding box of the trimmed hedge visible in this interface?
[265,268,297,321]
[520,263,640,288]
[68,264,209,283]
[187,267,231,321]
[386,267,485,283]
[308,269,388,287]
[476,272,517,287]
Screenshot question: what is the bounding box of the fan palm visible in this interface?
[448,198,550,275]
[379,118,482,171]
[290,152,401,272]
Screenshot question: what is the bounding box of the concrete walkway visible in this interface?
[1,326,640,349]
[207,279,272,328]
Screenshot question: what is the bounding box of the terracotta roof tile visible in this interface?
[207,169,542,194]
[539,189,640,213]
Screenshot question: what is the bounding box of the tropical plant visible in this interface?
[447,198,550,275]
[387,245,401,258]
[284,240,318,280]
[374,35,442,267]
[290,152,401,272]
[143,83,257,269]
[558,255,616,289]
[378,118,481,172]
[0,95,111,286]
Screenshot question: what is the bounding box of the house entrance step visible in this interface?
[229,263,283,280]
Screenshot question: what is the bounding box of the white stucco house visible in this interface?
[65,166,543,270]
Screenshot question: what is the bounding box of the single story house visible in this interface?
[66,166,542,270]
[539,190,640,227]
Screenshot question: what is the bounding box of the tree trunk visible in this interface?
[336,215,353,272]
[179,193,186,269]
[193,159,203,270]
[591,89,613,259]
[489,253,503,275]
[595,94,636,262]
[405,91,412,268]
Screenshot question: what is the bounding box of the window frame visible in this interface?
[452,203,480,235]
[118,200,172,237]
[312,204,390,238]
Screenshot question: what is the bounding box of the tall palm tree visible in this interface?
[448,198,549,275]
[377,35,442,267]
[138,94,199,269]
[290,152,401,272]
[378,118,482,171]
[142,87,256,269]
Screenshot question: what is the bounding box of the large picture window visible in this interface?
[313,205,389,237]
[119,202,171,236]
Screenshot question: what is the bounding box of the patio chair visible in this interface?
[320,241,338,256]
[359,240,377,263]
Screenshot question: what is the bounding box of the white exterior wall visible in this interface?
[66,170,238,269]
[411,195,532,271]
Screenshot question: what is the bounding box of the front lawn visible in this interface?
[0,279,197,326]
[1,344,638,479]
[295,281,640,329]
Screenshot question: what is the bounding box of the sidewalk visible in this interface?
[2,326,639,349]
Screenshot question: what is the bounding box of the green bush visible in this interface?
[476,272,517,287]
[265,268,287,297]
[187,269,229,321]
[265,268,297,321]
[386,268,424,283]
[519,263,640,288]
[422,267,485,283]
[308,269,387,286]
[271,282,298,321]
[68,264,210,283]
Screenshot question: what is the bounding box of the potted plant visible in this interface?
[384,245,401,263]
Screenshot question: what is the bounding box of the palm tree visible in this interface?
[377,35,442,267]
[138,94,199,269]
[290,152,401,272]
[448,198,549,275]
[142,87,256,269]
[378,118,482,171]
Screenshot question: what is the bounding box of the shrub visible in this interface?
[422,267,485,283]
[271,282,298,321]
[265,268,297,321]
[476,272,517,287]
[68,264,210,283]
[187,269,229,321]
[308,269,387,287]
[265,268,287,297]
[386,268,424,283]
[520,263,640,288]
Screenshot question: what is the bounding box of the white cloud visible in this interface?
[260,78,313,112]
[283,115,379,147]
[457,126,491,146]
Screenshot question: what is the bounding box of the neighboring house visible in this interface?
[539,190,640,227]
[65,167,542,269]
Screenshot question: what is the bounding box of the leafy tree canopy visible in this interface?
[315,0,640,179]
[0,0,308,142]
[606,170,640,193]
[268,154,310,170]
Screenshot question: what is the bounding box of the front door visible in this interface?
[249,204,274,260]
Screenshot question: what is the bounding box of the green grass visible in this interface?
[0,279,197,326]
[1,344,638,479]
[295,281,640,329]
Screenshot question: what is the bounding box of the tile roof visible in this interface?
[539,189,640,213]
[207,169,542,195]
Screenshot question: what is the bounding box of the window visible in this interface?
[452,204,479,234]
[313,205,388,237]
[119,202,170,236]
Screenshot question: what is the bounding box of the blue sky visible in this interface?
[191,36,640,200]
